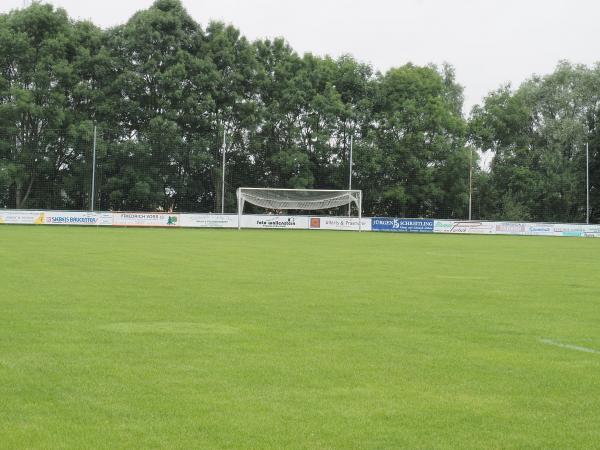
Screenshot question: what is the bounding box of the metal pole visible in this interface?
[91,125,97,211]
[348,135,353,216]
[237,188,241,230]
[358,191,362,232]
[468,147,473,221]
[221,128,226,214]
[586,141,590,224]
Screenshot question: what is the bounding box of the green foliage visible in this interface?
[470,62,600,222]
[0,0,473,217]
[0,3,86,208]
[1,1,597,221]
[367,64,467,217]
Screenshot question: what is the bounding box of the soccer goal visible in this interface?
[236,188,363,230]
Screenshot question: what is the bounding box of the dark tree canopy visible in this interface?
[0,2,597,222]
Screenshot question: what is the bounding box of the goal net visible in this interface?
[236,188,363,230]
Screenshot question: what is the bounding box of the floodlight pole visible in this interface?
[468,147,473,221]
[348,134,353,216]
[581,128,591,224]
[221,128,226,214]
[91,125,97,211]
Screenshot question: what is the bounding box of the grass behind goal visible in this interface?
[1,227,600,449]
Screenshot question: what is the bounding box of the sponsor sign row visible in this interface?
[368,216,600,238]
[0,211,369,231]
[434,220,600,237]
[0,210,185,227]
[1,210,598,237]
[242,215,372,230]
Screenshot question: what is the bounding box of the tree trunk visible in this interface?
[15,182,22,209]
[15,177,34,209]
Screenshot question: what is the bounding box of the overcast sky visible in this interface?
[2,0,599,114]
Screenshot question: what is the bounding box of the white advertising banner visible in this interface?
[180,214,237,228]
[0,210,46,225]
[112,212,180,227]
[526,225,554,236]
[495,222,527,235]
[242,215,310,229]
[434,220,495,234]
[309,216,372,231]
[44,211,113,226]
[2,209,598,237]
[0,210,113,226]
[434,220,600,238]
[551,224,600,238]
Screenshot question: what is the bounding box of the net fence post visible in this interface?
[586,141,590,224]
[348,135,353,217]
[358,191,362,232]
[90,125,97,211]
[221,129,226,214]
[237,188,242,230]
[468,147,472,221]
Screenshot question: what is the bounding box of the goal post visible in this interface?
[236,188,363,231]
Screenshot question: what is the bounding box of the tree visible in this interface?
[203,21,259,212]
[365,64,467,217]
[100,0,206,211]
[470,62,600,222]
[0,4,89,209]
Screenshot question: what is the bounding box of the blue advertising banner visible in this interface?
[372,218,434,233]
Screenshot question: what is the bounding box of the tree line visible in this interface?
[0,0,597,222]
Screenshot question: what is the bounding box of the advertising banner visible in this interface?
[309,217,372,231]
[45,211,113,226]
[434,220,495,234]
[2,208,598,237]
[552,224,600,238]
[0,210,46,225]
[242,215,309,229]
[433,220,600,237]
[372,218,434,233]
[180,214,237,228]
[495,222,527,234]
[112,212,180,227]
[581,225,600,237]
[526,225,554,236]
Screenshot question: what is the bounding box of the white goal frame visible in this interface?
[236,188,363,231]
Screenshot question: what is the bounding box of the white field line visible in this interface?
[539,338,600,355]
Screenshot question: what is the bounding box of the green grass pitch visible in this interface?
[1,226,600,449]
